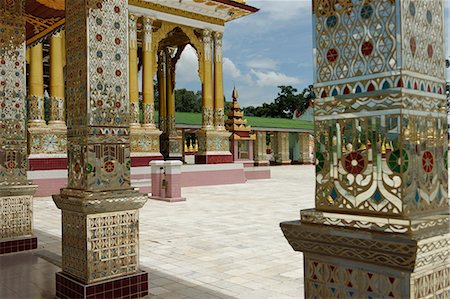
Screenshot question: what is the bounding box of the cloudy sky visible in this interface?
[171,0,450,107]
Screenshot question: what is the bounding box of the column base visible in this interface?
[130,127,162,159]
[55,271,148,299]
[28,125,67,155]
[0,184,38,254]
[168,135,183,160]
[149,195,186,203]
[280,219,450,299]
[195,129,232,164]
[0,236,37,255]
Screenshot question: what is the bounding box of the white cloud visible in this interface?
[246,57,278,70]
[250,0,311,22]
[175,45,200,84]
[250,69,302,87]
[223,57,242,79]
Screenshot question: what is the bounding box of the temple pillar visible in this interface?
[28,32,68,162]
[165,48,182,160]
[195,30,232,164]
[273,131,291,165]
[28,43,45,126]
[158,50,168,157]
[53,1,148,298]
[281,1,449,298]
[129,14,140,128]
[45,31,67,156]
[141,17,155,128]
[213,32,225,130]
[0,1,38,254]
[49,31,66,127]
[254,131,269,166]
[299,133,312,164]
[129,16,163,164]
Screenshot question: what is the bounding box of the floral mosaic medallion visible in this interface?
[343,152,366,175]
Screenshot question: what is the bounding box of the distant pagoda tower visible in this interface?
[226,87,255,166]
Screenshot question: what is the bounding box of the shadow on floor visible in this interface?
[2,230,237,299]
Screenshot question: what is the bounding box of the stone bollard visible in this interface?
[149,161,185,202]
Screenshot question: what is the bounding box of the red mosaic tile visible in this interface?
[55,271,148,299]
[0,237,37,255]
[195,154,233,164]
[29,158,68,170]
[131,156,163,167]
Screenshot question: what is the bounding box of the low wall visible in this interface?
[29,163,271,197]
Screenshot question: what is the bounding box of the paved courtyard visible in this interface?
[0,165,315,299]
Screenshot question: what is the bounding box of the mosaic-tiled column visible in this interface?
[130,16,162,164]
[273,131,291,165]
[254,131,269,166]
[281,1,449,298]
[52,1,148,297]
[0,0,38,255]
[195,30,232,164]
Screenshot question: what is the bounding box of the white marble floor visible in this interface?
[1,165,316,299]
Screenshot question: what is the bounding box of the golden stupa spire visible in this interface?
[232,85,239,102]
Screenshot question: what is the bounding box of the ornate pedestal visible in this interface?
[28,125,67,170]
[0,185,38,254]
[281,215,450,298]
[195,129,232,164]
[130,127,163,166]
[53,189,148,298]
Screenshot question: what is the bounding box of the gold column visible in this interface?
[49,31,65,126]
[28,42,45,126]
[158,50,167,133]
[201,30,214,129]
[129,17,162,156]
[165,48,182,159]
[213,32,225,130]
[129,14,140,127]
[166,48,176,134]
[142,17,155,128]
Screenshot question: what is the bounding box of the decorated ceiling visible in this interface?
[25,0,257,46]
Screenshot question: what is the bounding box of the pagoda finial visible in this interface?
[232,85,239,101]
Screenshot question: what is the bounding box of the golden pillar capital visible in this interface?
[49,31,66,126]
[28,42,45,126]
[129,13,140,128]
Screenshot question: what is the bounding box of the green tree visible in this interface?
[175,88,201,113]
[242,85,311,119]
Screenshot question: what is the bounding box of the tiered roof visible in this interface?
[225,87,255,141]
